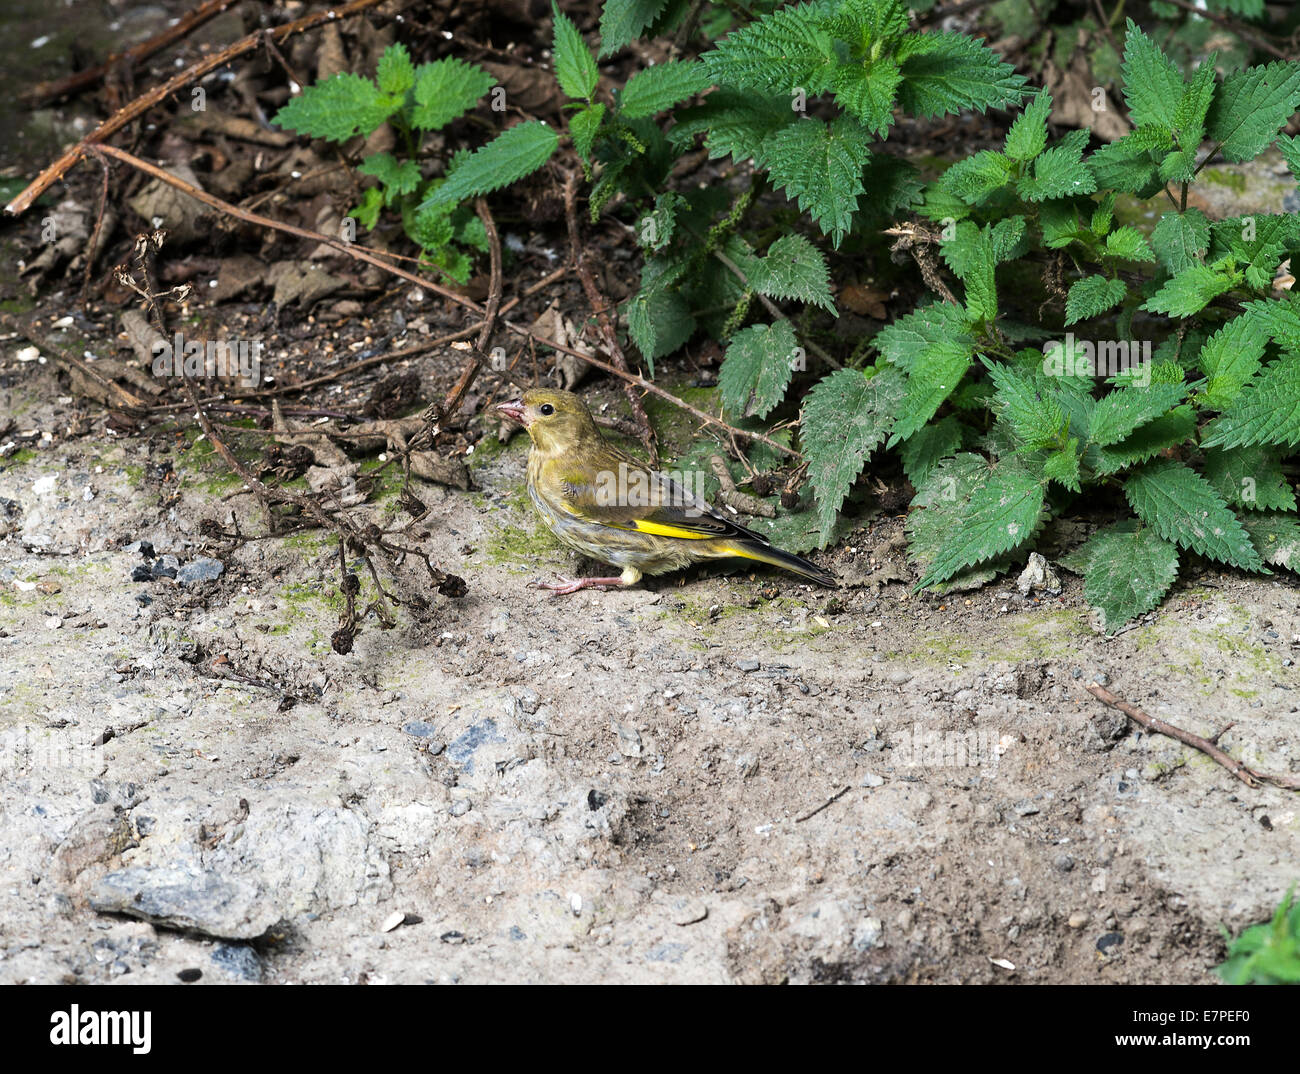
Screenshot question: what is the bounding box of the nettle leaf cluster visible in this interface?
[858,20,1300,632]
[273,43,495,282]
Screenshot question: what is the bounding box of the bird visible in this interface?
[495,388,838,594]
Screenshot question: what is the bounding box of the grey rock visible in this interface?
[736,659,761,672]
[90,866,278,940]
[211,942,263,981]
[448,798,472,817]
[151,554,180,580]
[671,897,708,926]
[177,557,224,585]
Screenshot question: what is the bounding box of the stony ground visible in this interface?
[1,362,1297,985]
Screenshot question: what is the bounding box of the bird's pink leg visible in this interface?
[533,567,643,596]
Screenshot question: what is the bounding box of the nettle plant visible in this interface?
[272,43,495,281]
[877,20,1300,632]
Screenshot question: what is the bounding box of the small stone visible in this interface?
[177,557,224,585]
[861,773,884,788]
[671,898,708,926]
[1067,911,1089,929]
[177,968,202,982]
[1012,799,1039,816]
[151,554,180,580]
[516,689,541,715]
[130,564,152,582]
[1054,854,1075,873]
[1096,931,1124,953]
[736,659,760,672]
[210,943,262,981]
[448,798,472,817]
[380,910,407,933]
[854,917,883,950]
[402,720,438,739]
[614,722,642,757]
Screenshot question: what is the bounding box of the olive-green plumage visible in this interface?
[496,389,838,593]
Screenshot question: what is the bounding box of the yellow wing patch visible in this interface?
[630,519,713,540]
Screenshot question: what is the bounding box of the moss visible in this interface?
[1201,168,1248,194]
[5,448,37,466]
[482,522,565,572]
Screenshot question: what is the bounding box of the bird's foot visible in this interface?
[532,567,643,596]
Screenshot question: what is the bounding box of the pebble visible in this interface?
[177,557,224,585]
[861,773,884,788]
[448,798,472,817]
[151,555,180,580]
[736,659,760,672]
[1054,854,1075,873]
[210,943,262,981]
[1096,931,1124,953]
[1067,911,1089,928]
[671,898,708,926]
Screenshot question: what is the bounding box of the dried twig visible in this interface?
[5,0,389,216]
[795,785,852,823]
[1084,682,1300,791]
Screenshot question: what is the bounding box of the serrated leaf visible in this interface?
[1079,522,1180,634]
[1094,406,1196,474]
[1201,353,1300,449]
[748,234,834,312]
[1120,19,1185,130]
[894,30,1028,118]
[1017,137,1097,202]
[719,321,800,419]
[422,121,559,208]
[1204,446,1297,511]
[669,90,793,162]
[754,117,871,247]
[829,57,901,136]
[702,4,837,94]
[1065,276,1127,325]
[1043,442,1082,492]
[898,414,963,487]
[1004,90,1051,162]
[411,58,496,131]
[358,153,422,203]
[875,300,971,371]
[570,102,605,161]
[1278,134,1300,185]
[626,285,695,369]
[1197,314,1267,409]
[1104,226,1156,262]
[619,60,710,118]
[887,340,973,445]
[1151,209,1210,274]
[939,150,1013,204]
[377,43,415,96]
[986,361,1068,447]
[1206,61,1300,163]
[273,73,399,142]
[910,454,1046,587]
[1089,381,1188,446]
[598,0,669,58]
[350,186,385,230]
[822,0,910,49]
[553,3,599,99]
[1124,459,1263,570]
[1141,264,1237,317]
[1240,512,1300,570]
[802,367,906,544]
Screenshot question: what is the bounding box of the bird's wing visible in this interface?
[550,447,775,546]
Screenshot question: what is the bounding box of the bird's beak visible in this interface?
[496,399,526,425]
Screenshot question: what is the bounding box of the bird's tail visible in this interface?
[725,541,839,588]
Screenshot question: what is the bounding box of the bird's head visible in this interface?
[496,388,601,454]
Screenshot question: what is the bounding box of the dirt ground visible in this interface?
[1,356,1297,985]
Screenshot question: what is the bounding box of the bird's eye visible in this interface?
[539,403,555,416]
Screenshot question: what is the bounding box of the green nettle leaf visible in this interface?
[1078,522,1181,635]
[570,102,605,161]
[618,60,711,118]
[1279,134,1300,185]
[822,0,910,47]
[1241,295,1300,352]
[898,414,963,487]
[1088,381,1188,447]
[953,228,997,322]
[702,5,837,93]
[986,362,1067,448]
[273,73,400,142]
[940,150,1013,204]
[376,43,416,96]
[1150,209,1210,274]
[669,90,793,162]
[1103,226,1156,263]
[803,367,906,544]
[358,153,422,203]
[1241,512,1300,570]
[875,300,972,371]
[1204,446,1298,512]
[1043,442,1082,492]
[598,0,669,58]
[894,30,1028,118]
[719,321,800,419]
[1065,276,1127,325]
[1124,459,1264,570]
[910,454,1045,587]
[829,57,902,136]
[349,186,385,230]
[1206,61,1300,163]
[411,58,496,131]
[1173,56,1216,142]
[1003,90,1052,162]
[748,234,835,312]
[1201,353,1300,449]
[754,117,872,247]
[553,3,599,100]
[1017,132,1096,201]
[1119,19,1185,130]
[1087,125,1172,194]
[887,340,973,446]
[422,121,559,208]
[626,285,695,369]
[1210,213,1299,291]
[1141,264,1237,317]
[1094,406,1195,474]
[1197,314,1267,410]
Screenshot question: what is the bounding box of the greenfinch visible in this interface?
[496,388,838,594]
